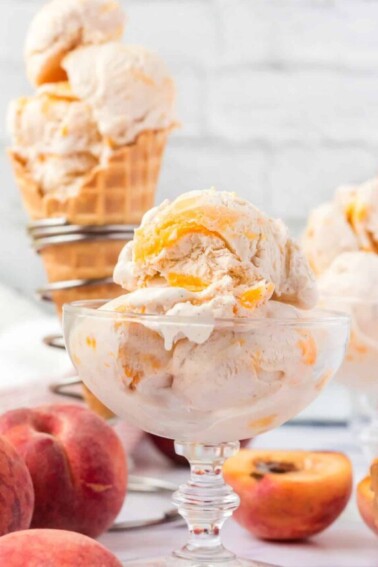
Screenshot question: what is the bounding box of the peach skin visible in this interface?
[0,529,123,567]
[357,461,378,536]
[0,436,34,536]
[0,405,127,538]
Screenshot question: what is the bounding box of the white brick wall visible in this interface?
[1,0,378,299]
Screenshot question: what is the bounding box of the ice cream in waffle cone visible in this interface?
[8,1,177,227]
[9,128,171,225]
[7,0,177,316]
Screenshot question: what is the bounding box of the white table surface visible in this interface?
[100,425,378,567]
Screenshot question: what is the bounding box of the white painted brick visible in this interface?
[276,1,378,69]
[1,150,19,208]
[0,63,32,143]
[0,0,218,68]
[217,0,378,68]
[157,141,268,210]
[0,1,45,64]
[207,69,378,144]
[0,145,43,297]
[124,0,218,68]
[269,146,378,220]
[216,0,274,65]
[174,71,204,138]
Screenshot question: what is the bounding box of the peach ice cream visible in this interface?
[114,189,317,308]
[67,190,347,442]
[8,0,176,206]
[8,83,101,195]
[25,0,126,86]
[63,43,176,146]
[304,178,378,275]
[304,179,378,391]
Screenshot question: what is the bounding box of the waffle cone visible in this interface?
[40,238,126,317]
[41,239,126,282]
[50,282,122,318]
[9,128,170,225]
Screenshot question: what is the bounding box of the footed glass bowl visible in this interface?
[320,296,378,455]
[64,301,349,567]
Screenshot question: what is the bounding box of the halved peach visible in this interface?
[223,449,352,541]
[357,462,378,536]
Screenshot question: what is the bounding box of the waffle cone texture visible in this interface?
[41,239,125,282]
[9,128,170,225]
[51,282,122,318]
[40,238,126,317]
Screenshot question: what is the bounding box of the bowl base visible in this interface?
[123,558,280,567]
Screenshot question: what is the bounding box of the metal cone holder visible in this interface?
[28,217,135,312]
[28,218,181,530]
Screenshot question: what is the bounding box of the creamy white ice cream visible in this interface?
[304,202,359,275]
[305,179,378,391]
[63,43,176,146]
[25,0,126,86]
[114,189,317,309]
[8,83,102,195]
[319,252,378,301]
[66,190,345,442]
[319,252,378,391]
[9,1,176,197]
[304,179,378,275]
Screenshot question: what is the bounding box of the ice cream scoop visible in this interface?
[319,251,378,302]
[304,202,359,275]
[25,0,126,87]
[8,83,102,195]
[304,179,378,275]
[114,189,318,310]
[305,177,378,393]
[62,42,176,146]
[318,253,378,392]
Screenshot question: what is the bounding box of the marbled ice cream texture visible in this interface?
[63,43,176,146]
[305,179,378,390]
[304,178,378,301]
[8,83,101,195]
[8,0,176,197]
[114,189,318,311]
[25,0,126,86]
[69,190,343,442]
[304,179,378,280]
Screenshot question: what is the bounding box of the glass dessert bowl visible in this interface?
[64,300,349,567]
[320,295,378,454]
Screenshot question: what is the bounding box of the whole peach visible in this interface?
[0,436,34,536]
[357,461,378,536]
[0,405,127,537]
[224,449,352,540]
[0,529,123,567]
[357,476,378,535]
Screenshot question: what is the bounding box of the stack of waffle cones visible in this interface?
[10,129,171,419]
[10,128,171,317]
[31,228,132,317]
